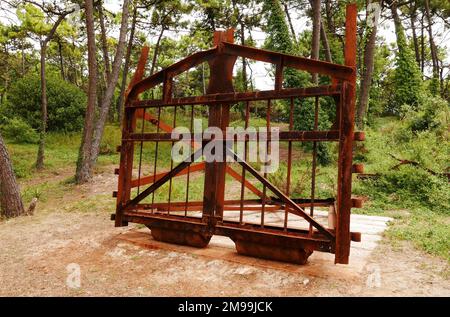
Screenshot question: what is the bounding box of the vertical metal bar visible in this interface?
[185,105,195,217]
[309,96,320,235]
[260,99,271,227]
[335,3,357,264]
[137,109,146,196]
[284,97,295,231]
[151,106,162,211]
[239,100,250,224]
[167,106,177,214]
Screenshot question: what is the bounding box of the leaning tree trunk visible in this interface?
[89,0,130,170]
[0,133,25,218]
[75,0,98,184]
[36,41,47,170]
[117,4,138,124]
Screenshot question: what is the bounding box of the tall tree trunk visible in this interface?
[117,5,138,124]
[98,1,111,82]
[311,0,321,84]
[320,22,332,62]
[58,38,65,80]
[424,0,440,91]
[409,3,421,67]
[324,0,335,33]
[283,1,297,43]
[76,0,98,184]
[34,12,69,170]
[150,27,165,76]
[36,41,47,170]
[420,13,425,75]
[0,132,25,218]
[357,1,380,128]
[89,0,131,169]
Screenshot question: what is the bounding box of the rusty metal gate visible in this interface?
[113,4,364,265]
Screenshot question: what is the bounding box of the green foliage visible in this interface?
[354,116,449,213]
[403,95,449,134]
[389,20,424,115]
[362,167,449,213]
[6,73,86,132]
[0,117,38,144]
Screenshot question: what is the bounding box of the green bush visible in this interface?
[404,95,448,134]
[0,117,39,144]
[6,73,86,132]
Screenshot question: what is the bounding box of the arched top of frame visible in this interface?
[126,32,355,103]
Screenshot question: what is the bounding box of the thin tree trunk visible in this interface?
[89,0,131,169]
[0,132,25,218]
[283,1,297,43]
[325,0,335,33]
[421,13,425,74]
[36,41,47,170]
[357,1,380,128]
[117,5,138,124]
[58,38,65,80]
[98,1,111,82]
[410,3,420,67]
[150,27,165,76]
[34,12,69,170]
[311,0,321,84]
[320,23,332,62]
[76,0,98,184]
[424,0,440,88]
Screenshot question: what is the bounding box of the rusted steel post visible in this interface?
[202,29,237,228]
[335,4,357,264]
[115,46,150,227]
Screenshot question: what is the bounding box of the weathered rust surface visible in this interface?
[114,3,361,265]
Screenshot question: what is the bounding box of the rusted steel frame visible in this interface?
[167,106,177,214]
[215,222,333,253]
[125,130,342,142]
[119,211,333,253]
[115,46,150,227]
[227,148,334,240]
[133,101,264,199]
[225,165,264,198]
[127,47,219,100]
[130,161,263,198]
[136,109,146,195]
[202,29,237,228]
[335,3,358,265]
[185,105,195,217]
[135,109,173,133]
[309,96,320,235]
[134,199,270,210]
[133,197,334,210]
[222,42,354,81]
[239,100,251,224]
[122,147,203,212]
[260,99,271,227]
[151,107,162,208]
[130,85,342,108]
[131,162,205,188]
[284,97,295,231]
[154,204,280,213]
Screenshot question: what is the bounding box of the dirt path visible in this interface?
[0,170,449,296]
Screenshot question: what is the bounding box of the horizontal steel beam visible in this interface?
[222,42,354,81]
[130,85,342,108]
[126,131,343,142]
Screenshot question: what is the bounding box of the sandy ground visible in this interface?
[0,169,449,297]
